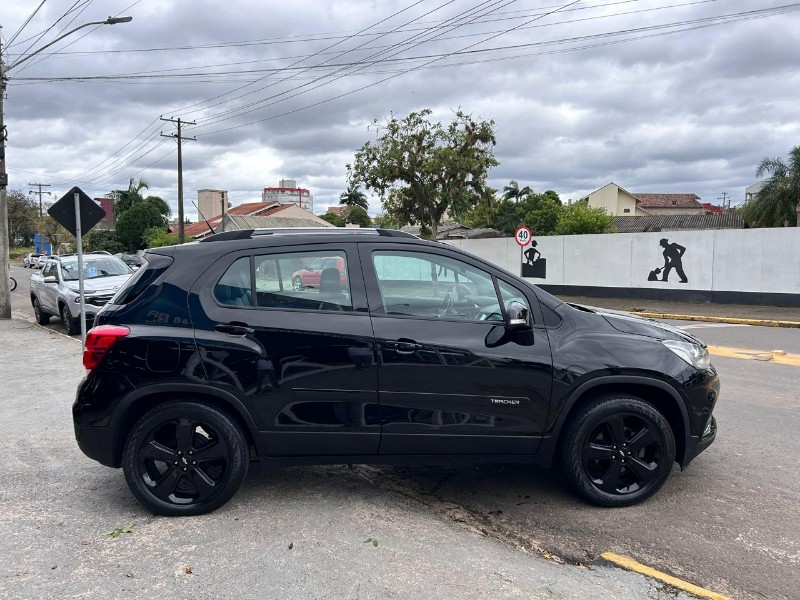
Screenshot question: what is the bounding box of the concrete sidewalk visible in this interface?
[0,318,695,599]
[558,295,800,326]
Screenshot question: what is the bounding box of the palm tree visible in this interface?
[110,178,170,219]
[502,179,533,203]
[339,185,369,210]
[743,146,800,227]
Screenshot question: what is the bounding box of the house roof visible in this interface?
[633,193,702,208]
[326,206,348,217]
[613,214,744,233]
[185,201,287,238]
[226,213,334,230]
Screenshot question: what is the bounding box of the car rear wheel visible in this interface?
[33,298,50,325]
[292,276,303,290]
[561,395,675,507]
[61,304,80,335]
[123,402,249,516]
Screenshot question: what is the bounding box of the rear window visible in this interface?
[109,254,174,305]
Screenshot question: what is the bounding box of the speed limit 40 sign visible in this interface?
[514,226,532,247]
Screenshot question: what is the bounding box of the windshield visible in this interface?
[60,257,131,281]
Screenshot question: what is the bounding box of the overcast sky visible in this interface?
[3,0,799,220]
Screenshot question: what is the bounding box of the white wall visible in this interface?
[445,228,800,296]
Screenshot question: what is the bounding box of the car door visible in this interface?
[191,242,379,457]
[359,243,553,455]
[40,262,59,312]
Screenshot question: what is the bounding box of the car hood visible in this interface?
[568,303,704,346]
[64,274,131,294]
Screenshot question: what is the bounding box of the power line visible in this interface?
[6,0,49,48]
[189,0,516,128]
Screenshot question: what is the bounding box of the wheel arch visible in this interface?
[108,384,263,468]
[546,376,690,467]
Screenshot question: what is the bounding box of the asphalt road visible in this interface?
[6,263,799,598]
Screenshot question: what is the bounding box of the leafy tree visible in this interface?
[461,190,562,236]
[344,206,372,227]
[502,180,533,203]
[372,212,400,229]
[348,109,498,239]
[144,227,180,249]
[556,203,615,235]
[116,202,169,251]
[742,146,800,227]
[84,230,126,254]
[320,212,345,227]
[338,185,369,211]
[109,178,171,220]
[7,189,38,247]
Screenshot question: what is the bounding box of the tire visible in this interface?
[122,402,249,516]
[61,304,80,335]
[561,395,675,507]
[292,276,303,291]
[9,277,16,292]
[33,298,50,325]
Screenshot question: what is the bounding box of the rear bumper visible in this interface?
[74,421,118,468]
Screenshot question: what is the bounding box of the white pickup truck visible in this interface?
[30,254,133,334]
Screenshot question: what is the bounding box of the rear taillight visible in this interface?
[83,325,130,370]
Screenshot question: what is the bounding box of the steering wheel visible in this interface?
[439,283,478,315]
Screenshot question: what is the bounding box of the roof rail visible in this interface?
[200,227,418,242]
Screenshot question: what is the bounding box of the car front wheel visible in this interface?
[61,304,80,335]
[292,276,303,290]
[123,402,249,516]
[561,395,675,507]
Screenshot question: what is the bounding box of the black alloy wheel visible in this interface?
[562,395,675,507]
[123,402,248,516]
[33,298,50,325]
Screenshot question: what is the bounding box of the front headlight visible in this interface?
[662,339,710,370]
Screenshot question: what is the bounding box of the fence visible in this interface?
[443,227,800,306]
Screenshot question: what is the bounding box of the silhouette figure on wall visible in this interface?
[521,240,547,279]
[652,238,688,283]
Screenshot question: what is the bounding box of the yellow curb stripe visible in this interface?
[708,345,800,367]
[630,312,800,329]
[600,552,730,600]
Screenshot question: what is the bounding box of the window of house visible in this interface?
[623,208,631,213]
[371,251,498,321]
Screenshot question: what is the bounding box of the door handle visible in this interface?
[392,338,422,354]
[215,322,254,337]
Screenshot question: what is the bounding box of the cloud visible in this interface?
[4,0,799,218]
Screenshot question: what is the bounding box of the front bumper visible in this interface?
[681,415,717,468]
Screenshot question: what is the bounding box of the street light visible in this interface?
[0,16,133,318]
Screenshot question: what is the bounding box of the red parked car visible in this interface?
[291,256,347,290]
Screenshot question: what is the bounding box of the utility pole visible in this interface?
[28,182,52,217]
[1,32,11,319]
[160,117,196,244]
[220,191,227,233]
[717,192,730,212]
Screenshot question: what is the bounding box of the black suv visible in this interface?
[73,228,719,516]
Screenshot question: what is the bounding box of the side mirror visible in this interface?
[43,276,57,284]
[506,301,530,329]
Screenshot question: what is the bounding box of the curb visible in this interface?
[599,552,730,600]
[629,311,800,329]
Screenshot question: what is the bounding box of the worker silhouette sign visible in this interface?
[521,240,547,279]
[649,238,688,283]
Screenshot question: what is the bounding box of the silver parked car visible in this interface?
[29,254,133,334]
[24,253,42,268]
